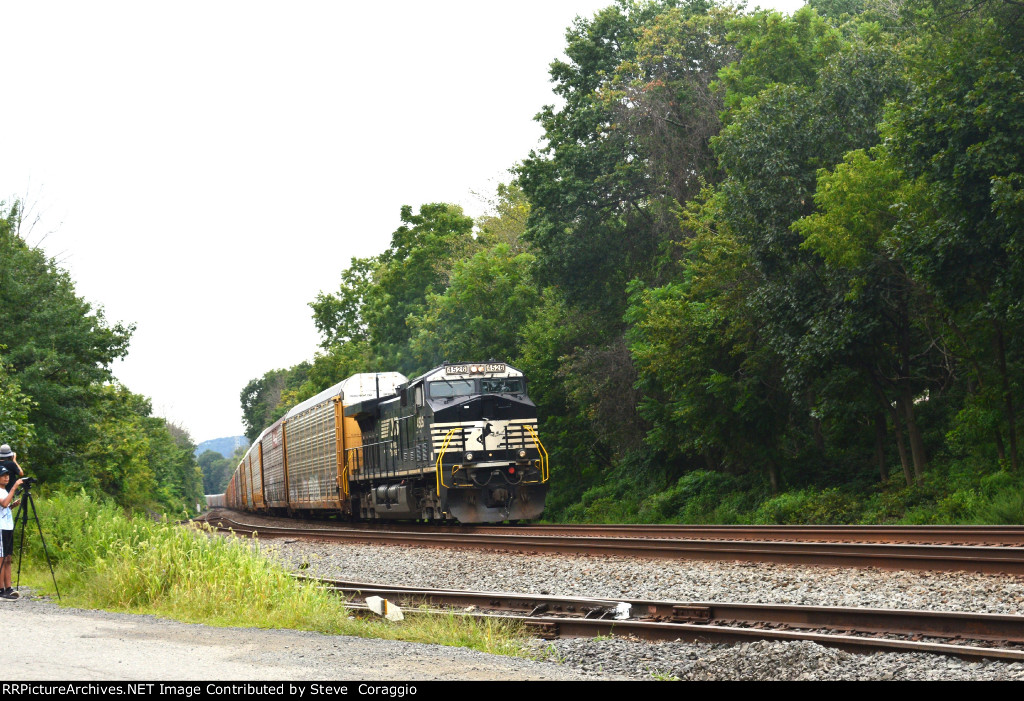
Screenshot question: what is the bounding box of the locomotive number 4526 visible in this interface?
[445,363,506,374]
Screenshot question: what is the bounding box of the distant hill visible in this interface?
[195,435,249,460]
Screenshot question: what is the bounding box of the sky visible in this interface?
[0,0,806,443]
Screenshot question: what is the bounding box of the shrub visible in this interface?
[970,490,1024,524]
[637,470,742,523]
[753,488,861,524]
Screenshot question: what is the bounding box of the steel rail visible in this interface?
[456,524,1024,545]
[312,577,1024,641]
[309,577,1024,662]
[197,511,1024,544]
[195,516,1024,575]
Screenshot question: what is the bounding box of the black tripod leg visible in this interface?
[26,493,60,601]
[14,499,28,592]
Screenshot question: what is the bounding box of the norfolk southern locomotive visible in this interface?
[220,363,549,523]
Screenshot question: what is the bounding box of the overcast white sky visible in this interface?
[0,0,805,443]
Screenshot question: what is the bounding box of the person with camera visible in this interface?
[0,445,22,483]
[0,465,22,600]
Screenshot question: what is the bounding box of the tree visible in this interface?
[705,16,907,477]
[793,147,941,483]
[0,201,133,481]
[240,363,311,442]
[605,3,739,205]
[885,0,1024,470]
[407,244,540,370]
[310,256,377,348]
[0,353,34,455]
[518,0,695,317]
[475,182,531,254]
[197,449,232,494]
[362,203,476,372]
[627,191,794,491]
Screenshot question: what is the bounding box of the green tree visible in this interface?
[518,0,696,316]
[362,203,476,372]
[627,192,793,491]
[705,17,907,477]
[0,353,34,453]
[514,287,613,509]
[606,3,738,204]
[310,256,377,348]
[240,363,311,442]
[716,6,842,117]
[197,449,232,494]
[475,182,531,253]
[0,201,133,481]
[80,384,158,508]
[407,244,540,370]
[885,0,1024,470]
[793,148,939,483]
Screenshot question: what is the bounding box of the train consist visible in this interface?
[219,363,549,523]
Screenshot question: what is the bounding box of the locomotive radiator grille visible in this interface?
[429,419,539,453]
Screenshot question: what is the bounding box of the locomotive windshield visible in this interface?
[429,379,475,398]
[481,378,523,394]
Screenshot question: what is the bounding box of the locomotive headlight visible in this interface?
[517,449,527,459]
[465,452,475,462]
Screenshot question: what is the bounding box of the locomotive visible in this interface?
[221,362,549,523]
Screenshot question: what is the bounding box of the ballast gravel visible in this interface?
[244,534,1024,681]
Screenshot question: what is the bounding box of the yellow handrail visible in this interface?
[335,399,348,501]
[524,424,549,482]
[340,453,350,497]
[435,428,458,493]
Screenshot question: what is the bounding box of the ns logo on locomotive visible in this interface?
[216,363,549,523]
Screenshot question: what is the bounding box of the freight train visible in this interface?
[218,363,549,523]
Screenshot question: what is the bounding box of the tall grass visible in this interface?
[17,492,526,654]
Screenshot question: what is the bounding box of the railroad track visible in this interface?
[194,514,1024,575]
[309,576,1024,662]
[197,511,1024,544]
[458,524,1024,546]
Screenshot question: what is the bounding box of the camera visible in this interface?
[20,477,35,486]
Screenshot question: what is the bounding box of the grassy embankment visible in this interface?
[16,492,525,655]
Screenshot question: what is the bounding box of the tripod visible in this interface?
[13,482,60,600]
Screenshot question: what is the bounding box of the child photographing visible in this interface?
[0,466,23,599]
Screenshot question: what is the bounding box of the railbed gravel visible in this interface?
[211,515,1024,681]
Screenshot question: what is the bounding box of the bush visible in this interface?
[562,493,640,523]
[970,489,1024,524]
[637,471,743,523]
[753,488,862,524]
